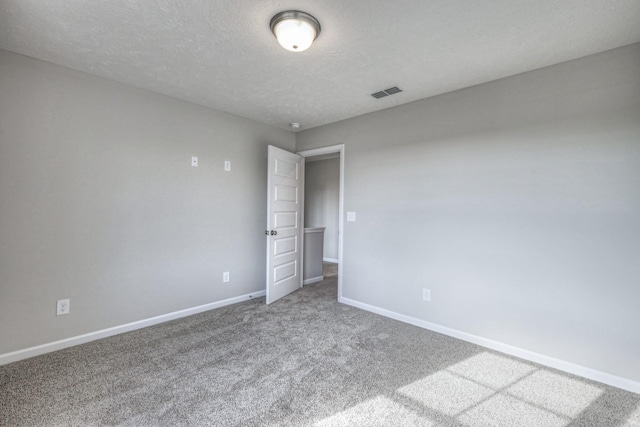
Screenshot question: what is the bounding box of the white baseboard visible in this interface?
[323,257,339,264]
[0,290,266,367]
[304,276,324,285]
[339,296,640,395]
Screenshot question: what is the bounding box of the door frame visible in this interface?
[297,144,345,300]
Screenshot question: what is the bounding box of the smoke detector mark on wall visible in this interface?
[371,87,403,99]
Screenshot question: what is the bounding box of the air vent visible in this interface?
[371,91,388,99]
[371,86,403,99]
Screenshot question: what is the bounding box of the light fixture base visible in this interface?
[270,10,321,52]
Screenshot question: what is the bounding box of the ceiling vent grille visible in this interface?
[384,86,402,95]
[371,91,388,99]
[371,86,403,99]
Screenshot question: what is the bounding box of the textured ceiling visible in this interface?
[1,1,639,131]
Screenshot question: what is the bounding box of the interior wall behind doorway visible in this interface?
[304,157,340,261]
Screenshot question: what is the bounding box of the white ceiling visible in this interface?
[1,1,639,131]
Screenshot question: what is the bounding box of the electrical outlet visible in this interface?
[422,289,431,302]
[224,160,231,171]
[56,299,70,315]
[223,272,230,283]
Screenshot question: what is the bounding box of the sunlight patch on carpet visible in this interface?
[315,395,435,427]
[459,394,567,427]
[399,370,495,415]
[447,351,535,388]
[395,351,607,426]
[624,402,640,426]
[505,370,603,418]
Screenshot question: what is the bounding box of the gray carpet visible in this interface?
[1,276,639,426]
[323,262,338,278]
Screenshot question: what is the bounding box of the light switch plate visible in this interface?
[191,156,198,167]
[347,211,356,222]
[224,161,231,171]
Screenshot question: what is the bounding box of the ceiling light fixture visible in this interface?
[270,11,321,53]
[290,122,301,130]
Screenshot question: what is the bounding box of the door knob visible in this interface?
[271,230,278,235]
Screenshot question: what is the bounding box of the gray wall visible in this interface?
[0,50,295,354]
[304,158,340,261]
[296,43,640,383]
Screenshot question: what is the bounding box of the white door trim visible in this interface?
[297,144,345,301]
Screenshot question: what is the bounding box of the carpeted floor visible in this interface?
[1,274,639,426]
[323,262,338,278]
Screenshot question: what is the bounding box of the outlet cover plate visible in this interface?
[422,289,431,302]
[56,299,70,315]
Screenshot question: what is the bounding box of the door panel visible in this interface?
[266,145,304,304]
[274,260,297,283]
[274,211,297,228]
[274,185,298,202]
[274,236,297,256]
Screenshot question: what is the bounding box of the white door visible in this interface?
[266,145,304,304]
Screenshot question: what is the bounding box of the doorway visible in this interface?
[298,144,344,300]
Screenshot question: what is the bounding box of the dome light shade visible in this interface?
[270,11,321,53]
